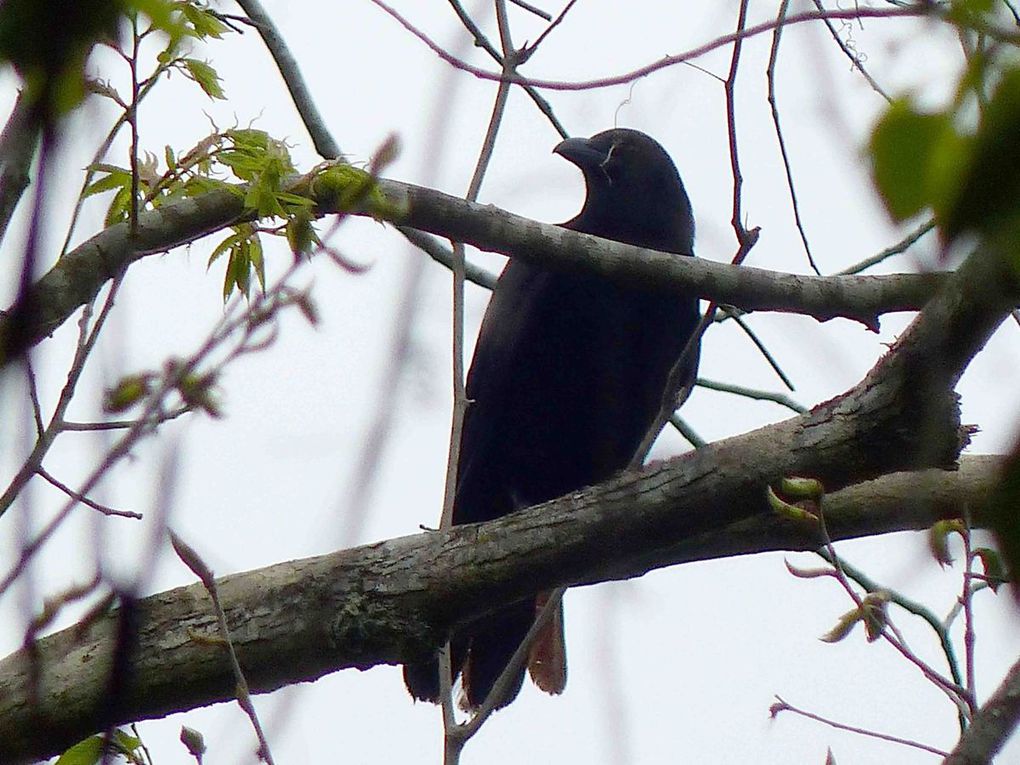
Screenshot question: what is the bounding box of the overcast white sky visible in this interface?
[2,2,1019,763]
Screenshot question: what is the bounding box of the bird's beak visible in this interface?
[553,137,606,169]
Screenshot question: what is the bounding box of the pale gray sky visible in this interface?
[1,2,1018,763]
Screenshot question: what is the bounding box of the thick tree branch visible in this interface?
[5,224,1017,761]
[1,172,950,363]
[0,456,1001,764]
[943,651,1020,765]
[0,91,40,245]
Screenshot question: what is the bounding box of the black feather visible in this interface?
[404,128,700,709]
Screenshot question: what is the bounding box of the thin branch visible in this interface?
[398,227,497,289]
[816,548,967,730]
[445,0,568,137]
[171,532,276,765]
[59,407,192,431]
[368,2,931,92]
[507,0,551,21]
[812,0,893,101]
[725,0,752,250]
[441,3,518,755]
[961,526,978,706]
[719,307,796,392]
[771,696,949,757]
[0,259,310,594]
[0,276,121,520]
[450,587,566,748]
[838,219,936,275]
[35,467,142,519]
[235,0,341,159]
[810,500,973,713]
[0,91,40,245]
[128,15,141,236]
[668,414,706,449]
[767,0,822,275]
[695,377,807,414]
[523,0,578,53]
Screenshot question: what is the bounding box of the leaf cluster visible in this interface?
[870,52,1020,250]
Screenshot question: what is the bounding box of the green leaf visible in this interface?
[55,735,104,765]
[820,609,859,643]
[973,547,1006,592]
[180,725,207,757]
[84,168,131,198]
[104,186,134,227]
[929,518,967,567]
[869,99,962,222]
[179,3,227,39]
[940,67,1020,243]
[312,163,401,221]
[766,485,818,524]
[988,440,1020,603]
[207,229,244,269]
[286,209,316,257]
[104,373,155,413]
[182,57,225,100]
[249,233,265,291]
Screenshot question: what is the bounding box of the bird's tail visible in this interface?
[403,595,567,709]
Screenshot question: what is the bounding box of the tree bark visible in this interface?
[0,456,1002,764]
[1,170,950,364]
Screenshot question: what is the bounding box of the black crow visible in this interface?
[404,128,700,709]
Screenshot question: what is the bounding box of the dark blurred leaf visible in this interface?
[940,67,1020,244]
[988,440,1020,603]
[870,100,964,222]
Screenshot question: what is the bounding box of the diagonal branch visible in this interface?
[2,227,1017,761]
[942,651,1020,765]
[0,454,1002,764]
[0,172,955,365]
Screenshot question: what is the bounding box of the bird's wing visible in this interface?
[453,258,554,523]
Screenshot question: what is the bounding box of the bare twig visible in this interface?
[816,547,968,731]
[235,0,341,159]
[767,0,821,275]
[718,307,796,392]
[369,2,930,92]
[35,467,142,519]
[695,377,806,414]
[1,260,310,594]
[838,219,936,275]
[668,414,706,449]
[128,15,141,235]
[171,532,276,765]
[725,0,753,251]
[445,0,568,137]
[398,227,498,289]
[441,4,519,758]
[961,525,977,705]
[771,696,949,757]
[507,0,551,21]
[807,498,973,714]
[448,587,567,754]
[811,0,892,101]
[523,0,578,53]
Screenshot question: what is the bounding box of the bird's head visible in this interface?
[554,128,694,254]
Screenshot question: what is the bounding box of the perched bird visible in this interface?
[404,128,701,709]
